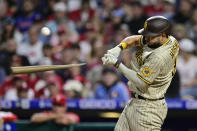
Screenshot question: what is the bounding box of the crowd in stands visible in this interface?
[0,0,197,101]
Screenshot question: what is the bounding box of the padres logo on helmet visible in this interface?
[144,21,148,30]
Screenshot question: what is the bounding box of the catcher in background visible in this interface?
[102,16,179,131]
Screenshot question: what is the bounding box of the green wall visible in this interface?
[16,121,116,131]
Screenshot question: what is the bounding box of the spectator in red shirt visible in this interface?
[34,71,63,98]
[46,81,61,99]
[68,0,95,23]
[0,74,34,100]
[31,94,80,125]
[143,0,164,17]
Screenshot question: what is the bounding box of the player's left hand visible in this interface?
[102,53,118,66]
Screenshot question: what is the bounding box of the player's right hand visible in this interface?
[102,53,118,66]
[107,46,121,58]
[102,54,109,65]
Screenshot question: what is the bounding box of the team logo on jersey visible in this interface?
[142,67,152,77]
[144,21,148,30]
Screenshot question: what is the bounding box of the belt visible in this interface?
[131,93,164,101]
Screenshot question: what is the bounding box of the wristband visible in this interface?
[120,42,127,49]
[114,60,121,68]
[118,42,127,50]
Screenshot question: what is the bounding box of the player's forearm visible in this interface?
[118,63,148,90]
[56,117,76,125]
[119,35,142,49]
[108,35,142,57]
[31,114,55,123]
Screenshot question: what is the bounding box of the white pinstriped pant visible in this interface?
[115,98,168,131]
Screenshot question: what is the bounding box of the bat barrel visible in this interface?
[11,63,86,74]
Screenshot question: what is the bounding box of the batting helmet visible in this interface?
[138,16,171,37]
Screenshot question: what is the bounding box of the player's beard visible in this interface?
[148,42,161,48]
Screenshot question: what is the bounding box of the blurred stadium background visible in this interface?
[0,0,197,130]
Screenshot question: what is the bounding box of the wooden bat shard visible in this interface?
[11,63,86,74]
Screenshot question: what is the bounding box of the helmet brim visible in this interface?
[138,28,160,37]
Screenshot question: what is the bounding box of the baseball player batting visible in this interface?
[102,16,179,131]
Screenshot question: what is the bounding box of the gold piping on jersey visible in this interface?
[172,56,178,76]
[139,35,143,46]
[120,42,127,49]
[137,73,151,85]
[170,39,179,59]
[162,37,170,46]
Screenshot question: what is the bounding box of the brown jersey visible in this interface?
[128,35,179,99]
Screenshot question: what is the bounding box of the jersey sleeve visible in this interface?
[137,54,163,84]
[139,36,147,46]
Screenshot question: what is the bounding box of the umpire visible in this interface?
[102,16,179,131]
